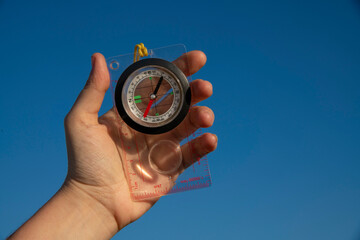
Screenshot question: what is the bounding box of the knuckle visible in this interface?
[64,112,75,127]
[192,106,214,118]
[64,111,83,128]
[201,106,213,113]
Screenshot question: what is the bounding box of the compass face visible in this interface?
[115,58,191,134]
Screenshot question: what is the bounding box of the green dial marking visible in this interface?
[134,95,142,103]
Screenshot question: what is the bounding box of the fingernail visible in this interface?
[204,110,212,120]
[213,134,218,144]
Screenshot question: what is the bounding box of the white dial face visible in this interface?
[122,66,183,128]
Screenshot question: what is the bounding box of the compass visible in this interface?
[115,58,191,134]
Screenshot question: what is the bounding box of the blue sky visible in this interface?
[1,0,360,239]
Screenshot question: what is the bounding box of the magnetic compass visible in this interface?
[115,58,191,134]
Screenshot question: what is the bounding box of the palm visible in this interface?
[66,109,156,227]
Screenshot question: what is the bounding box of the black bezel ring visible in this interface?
[114,58,191,135]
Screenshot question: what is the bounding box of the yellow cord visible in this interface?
[134,43,148,62]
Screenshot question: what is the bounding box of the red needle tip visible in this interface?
[143,99,154,118]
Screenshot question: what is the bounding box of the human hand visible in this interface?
[9,51,217,240]
[64,51,217,230]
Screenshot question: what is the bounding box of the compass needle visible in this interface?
[143,99,154,118]
[153,76,163,95]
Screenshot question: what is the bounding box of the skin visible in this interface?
[9,51,217,240]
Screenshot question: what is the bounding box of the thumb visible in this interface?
[68,53,110,125]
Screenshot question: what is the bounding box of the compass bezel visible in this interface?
[115,58,191,135]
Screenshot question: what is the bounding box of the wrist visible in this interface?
[60,179,120,236]
[9,179,119,240]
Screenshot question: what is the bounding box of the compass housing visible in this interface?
[115,58,191,134]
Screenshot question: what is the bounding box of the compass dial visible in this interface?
[115,58,191,134]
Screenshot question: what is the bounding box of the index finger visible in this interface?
[173,50,207,76]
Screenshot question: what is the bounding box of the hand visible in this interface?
[9,51,217,240]
[65,50,217,227]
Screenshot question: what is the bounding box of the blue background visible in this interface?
[1,0,360,239]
